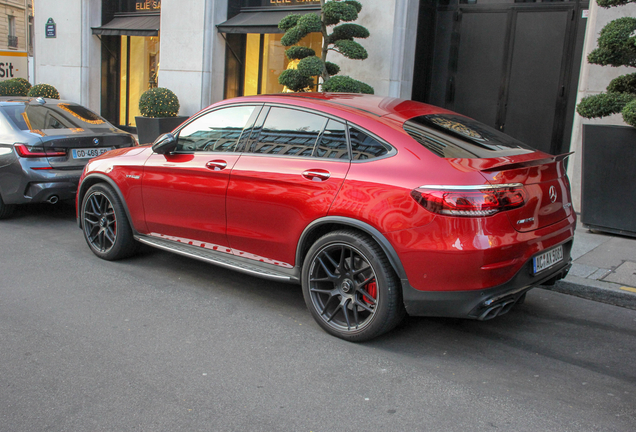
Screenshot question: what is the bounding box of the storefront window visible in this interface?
[119,35,160,127]
[242,32,322,96]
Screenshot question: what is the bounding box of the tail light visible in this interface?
[15,143,66,158]
[411,184,527,217]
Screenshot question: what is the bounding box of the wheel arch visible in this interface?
[296,216,408,282]
[76,173,136,233]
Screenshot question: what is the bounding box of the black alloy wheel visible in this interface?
[302,230,404,342]
[81,183,137,260]
[0,195,15,219]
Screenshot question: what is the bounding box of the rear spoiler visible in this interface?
[479,152,574,172]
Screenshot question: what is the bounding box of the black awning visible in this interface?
[217,8,319,34]
[92,13,160,37]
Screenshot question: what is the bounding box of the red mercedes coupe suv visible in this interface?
[77,93,575,341]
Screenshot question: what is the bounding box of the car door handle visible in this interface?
[302,169,331,181]
[206,160,228,171]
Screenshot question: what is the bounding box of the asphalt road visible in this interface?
[1,203,635,431]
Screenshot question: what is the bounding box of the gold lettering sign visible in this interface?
[136,0,161,11]
[269,0,319,4]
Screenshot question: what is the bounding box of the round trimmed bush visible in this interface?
[139,87,180,118]
[27,83,60,99]
[0,78,31,96]
[622,99,636,127]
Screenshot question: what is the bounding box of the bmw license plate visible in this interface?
[533,245,564,274]
[72,147,114,159]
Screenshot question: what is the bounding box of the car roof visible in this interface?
[0,97,78,107]
[215,93,459,124]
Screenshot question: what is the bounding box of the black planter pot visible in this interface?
[581,124,636,237]
[135,116,188,145]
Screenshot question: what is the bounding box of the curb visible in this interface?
[540,275,636,311]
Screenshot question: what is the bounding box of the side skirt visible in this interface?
[135,234,301,283]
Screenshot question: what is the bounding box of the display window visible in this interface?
[242,32,322,96]
[119,36,160,127]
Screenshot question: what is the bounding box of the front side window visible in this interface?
[246,107,327,156]
[176,106,256,152]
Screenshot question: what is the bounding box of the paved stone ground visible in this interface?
[542,221,636,309]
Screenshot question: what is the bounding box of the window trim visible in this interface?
[241,102,397,162]
[171,103,263,155]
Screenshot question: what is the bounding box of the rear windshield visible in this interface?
[404,114,536,158]
[1,102,115,133]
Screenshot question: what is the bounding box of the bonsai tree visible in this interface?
[0,78,31,96]
[139,87,180,118]
[27,83,60,99]
[278,0,373,94]
[576,0,636,127]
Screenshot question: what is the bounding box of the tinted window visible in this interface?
[403,114,536,158]
[177,106,255,152]
[1,103,115,132]
[247,107,327,156]
[315,120,348,159]
[349,126,389,160]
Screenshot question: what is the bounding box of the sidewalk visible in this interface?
[540,220,636,310]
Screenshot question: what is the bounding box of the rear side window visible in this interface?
[176,106,256,152]
[349,126,390,160]
[1,103,114,132]
[404,114,536,158]
[246,107,327,156]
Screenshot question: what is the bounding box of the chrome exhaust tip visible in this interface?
[47,195,59,204]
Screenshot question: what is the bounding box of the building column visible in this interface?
[337,0,419,97]
[158,0,227,116]
[33,0,100,109]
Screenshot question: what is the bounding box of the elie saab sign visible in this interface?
[125,0,161,12]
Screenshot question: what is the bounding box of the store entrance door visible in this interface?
[414,1,588,155]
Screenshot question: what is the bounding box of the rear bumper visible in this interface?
[1,164,81,204]
[402,238,573,319]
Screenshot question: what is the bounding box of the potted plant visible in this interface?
[575,0,636,237]
[0,77,32,96]
[135,87,188,145]
[27,83,60,99]
[277,0,374,94]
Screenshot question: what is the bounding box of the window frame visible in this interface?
[241,103,396,162]
[171,103,262,154]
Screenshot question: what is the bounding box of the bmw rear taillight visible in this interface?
[15,143,66,158]
[411,184,527,217]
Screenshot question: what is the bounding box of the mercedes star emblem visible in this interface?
[549,186,557,203]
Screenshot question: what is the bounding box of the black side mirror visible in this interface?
[152,133,177,154]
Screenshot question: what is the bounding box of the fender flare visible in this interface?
[76,173,137,234]
[295,216,409,283]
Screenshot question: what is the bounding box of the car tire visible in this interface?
[81,183,138,260]
[302,230,405,342]
[0,195,15,220]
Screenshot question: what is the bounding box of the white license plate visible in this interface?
[72,147,114,159]
[533,245,564,274]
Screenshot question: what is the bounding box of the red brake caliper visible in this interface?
[364,281,377,305]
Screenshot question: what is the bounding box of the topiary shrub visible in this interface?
[278,0,373,94]
[138,87,180,118]
[576,0,636,127]
[27,83,60,99]
[0,78,32,96]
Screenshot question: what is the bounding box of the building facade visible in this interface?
[0,0,31,82]
[31,0,635,209]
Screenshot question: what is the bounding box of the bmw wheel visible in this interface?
[0,195,15,220]
[302,230,405,342]
[81,183,137,260]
